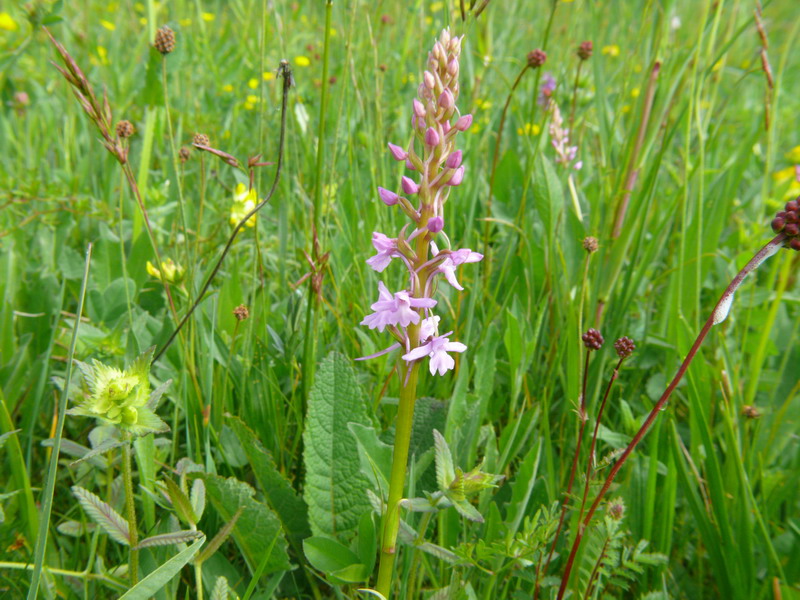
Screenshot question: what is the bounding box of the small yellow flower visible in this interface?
[246,94,259,104]
[295,55,311,67]
[222,83,233,93]
[263,71,274,81]
[622,105,631,114]
[602,44,620,57]
[231,183,257,227]
[630,87,640,98]
[201,12,215,22]
[785,146,800,163]
[248,78,259,89]
[430,1,444,11]
[134,2,145,11]
[139,17,147,25]
[146,258,184,283]
[179,18,191,27]
[100,19,116,31]
[773,166,798,185]
[424,16,433,25]
[0,12,18,31]
[330,28,337,37]
[517,123,541,136]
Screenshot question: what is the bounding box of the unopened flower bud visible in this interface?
[433,41,446,61]
[785,223,799,237]
[413,99,426,118]
[447,166,465,186]
[448,36,461,56]
[405,159,416,171]
[193,133,210,147]
[439,88,455,111]
[527,49,547,68]
[115,120,135,138]
[608,498,625,520]
[582,328,604,350]
[614,336,635,358]
[454,114,473,131]
[578,40,594,60]
[424,70,436,90]
[401,176,419,194]
[445,150,462,169]
[425,126,440,147]
[447,57,459,76]
[791,237,800,251]
[378,187,400,206]
[179,146,191,163]
[772,217,786,233]
[741,405,761,419]
[427,216,444,233]
[583,236,599,253]
[388,142,407,161]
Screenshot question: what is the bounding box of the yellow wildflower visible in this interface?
[517,123,541,136]
[602,44,620,57]
[430,1,444,11]
[231,183,257,227]
[622,105,631,114]
[139,17,147,25]
[146,258,184,283]
[248,78,259,89]
[263,71,275,81]
[134,2,144,11]
[630,87,640,98]
[0,12,18,31]
[222,84,233,93]
[295,55,311,67]
[244,101,255,110]
[100,19,116,31]
[786,146,800,163]
[424,16,433,25]
[179,18,191,27]
[773,166,798,185]
[246,94,259,104]
[201,12,215,21]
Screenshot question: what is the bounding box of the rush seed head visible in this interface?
[614,336,635,358]
[578,40,594,60]
[527,49,547,68]
[582,328,604,351]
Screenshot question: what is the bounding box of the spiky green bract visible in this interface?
[70,347,169,435]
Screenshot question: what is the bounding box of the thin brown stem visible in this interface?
[556,235,786,599]
[153,61,293,364]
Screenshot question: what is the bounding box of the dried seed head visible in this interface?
[154,26,176,55]
[577,40,594,60]
[614,336,635,358]
[179,146,191,163]
[607,497,625,520]
[233,304,250,321]
[583,236,599,253]
[527,49,547,68]
[582,328,604,351]
[741,405,761,419]
[193,133,210,147]
[115,120,135,139]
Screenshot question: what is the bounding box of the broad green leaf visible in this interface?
[72,486,130,546]
[303,351,371,539]
[303,536,362,573]
[159,477,197,526]
[532,153,563,242]
[349,422,392,494]
[198,474,290,574]
[119,534,205,600]
[227,416,310,541]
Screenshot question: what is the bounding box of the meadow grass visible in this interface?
[1,0,799,598]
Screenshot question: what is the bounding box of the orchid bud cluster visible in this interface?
[358,29,480,377]
[549,102,582,170]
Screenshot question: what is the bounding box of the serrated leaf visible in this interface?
[160,476,197,525]
[211,576,231,600]
[57,520,95,537]
[119,534,205,600]
[72,485,130,546]
[302,352,371,539]
[196,506,243,564]
[433,430,455,492]
[227,416,309,542]
[198,473,290,574]
[451,498,484,523]
[70,438,126,467]
[134,530,204,550]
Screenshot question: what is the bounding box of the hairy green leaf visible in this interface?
[72,485,130,546]
[119,534,205,600]
[303,351,371,539]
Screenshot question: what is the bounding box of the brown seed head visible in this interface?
[582,328,604,351]
[115,120,135,138]
[741,405,761,419]
[583,236,599,253]
[773,196,800,251]
[233,304,250,321]
[193,133,210,147]
[578,40,594,61]
[179,146,191,163]
[154,26,176,55]
[614,336,635,358]
[527,49,547,68]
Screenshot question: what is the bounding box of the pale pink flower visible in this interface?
[431,242,483,290]
[361,282,437,332]
[366,232,399,272]
[402,332,467,376]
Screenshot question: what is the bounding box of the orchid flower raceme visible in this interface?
[358,28,478,377]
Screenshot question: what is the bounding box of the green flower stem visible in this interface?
[376,359,421,599]
[121,438,139,585]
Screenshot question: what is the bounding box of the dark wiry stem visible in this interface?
[153,62,293,364]
[556,235,786,599]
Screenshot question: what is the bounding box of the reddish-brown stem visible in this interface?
[556,235,786,599]
[578,357,624,523]
[541,348,592,587]
[611,61,661,239]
